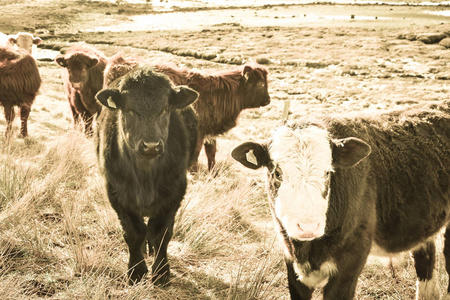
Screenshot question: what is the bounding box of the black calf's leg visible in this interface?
[412,240,439,300]
[147,207,178,285]
[285,260,314,300]
[120,211,148,284]
[444,225,450,298]
[108,187,148,284]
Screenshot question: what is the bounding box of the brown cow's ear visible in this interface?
[86,57,99,69]
[242,65,253,81]
[55,56,67,68]
[332,138,371,167]
[170,86,198,109]
[232,142,270,170]
[33,37,42,45]
[96,89,123,110]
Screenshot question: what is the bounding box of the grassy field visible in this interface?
[1,0,450,299]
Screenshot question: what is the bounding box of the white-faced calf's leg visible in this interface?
[413,240,439,300]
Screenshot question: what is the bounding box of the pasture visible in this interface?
[1,0,450,298]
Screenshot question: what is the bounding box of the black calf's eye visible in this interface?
[161,106,170,116]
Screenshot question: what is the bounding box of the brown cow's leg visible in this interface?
[4,104,15,138]
[412,240,439,300]
[82,113,94,137]
[204,138,217,172]
[444,225,450,297]
[190,132,204,173]
[70,105,81,129]
[19,104,30,138]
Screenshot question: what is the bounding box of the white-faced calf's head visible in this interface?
[269,126,333,240]
[8,32,42,55]
[232,124,371,242]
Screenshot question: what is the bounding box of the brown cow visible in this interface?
[0,46,41,137]
[156,62,271,172]
[55,42,106,136]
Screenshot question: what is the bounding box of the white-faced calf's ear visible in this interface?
[7,37,17,44]
[33,37,42,45]
[232,142,270,170]
[246,149,258,166]
[332,137,371,167]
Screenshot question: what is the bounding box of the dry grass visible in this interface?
[0,125,289,299]
[1,1,450,299]
[0,92,448,299]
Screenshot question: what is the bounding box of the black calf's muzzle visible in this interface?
[138,140,164,158]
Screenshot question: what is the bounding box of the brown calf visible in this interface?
[55,42,106,136]
[0,46,41,137]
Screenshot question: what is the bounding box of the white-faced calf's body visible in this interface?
[232,102,450,300]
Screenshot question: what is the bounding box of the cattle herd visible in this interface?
[0,32,449,300]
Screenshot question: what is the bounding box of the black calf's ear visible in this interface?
[170,86,199,109]
[332,137,371,167]
[96,89,123,110]
[232,142,270,170]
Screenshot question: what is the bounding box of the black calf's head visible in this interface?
[232,125,370,241]
[96,67,198,163]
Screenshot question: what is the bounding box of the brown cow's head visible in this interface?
[96,67,198,168]
[241,63,271,108]
[232,125,370,242]
[55,53,99,90]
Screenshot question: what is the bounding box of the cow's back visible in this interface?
[0,47,41,104]
[327,101,450,253]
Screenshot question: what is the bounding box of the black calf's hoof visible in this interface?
[128,264,148,285]
[152,269,170,286]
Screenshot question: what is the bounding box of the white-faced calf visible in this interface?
[233,101,450,299]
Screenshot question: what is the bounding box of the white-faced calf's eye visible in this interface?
[274,167,283,181]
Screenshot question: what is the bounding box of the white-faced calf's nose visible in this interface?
[297,222,321,236]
